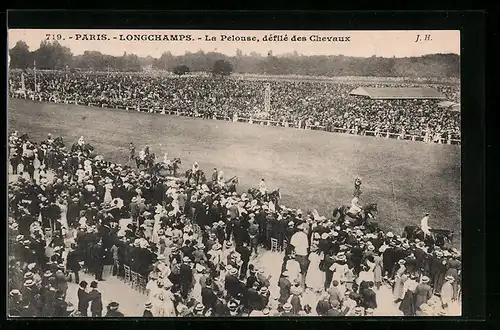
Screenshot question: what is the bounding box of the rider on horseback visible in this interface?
[46,133,53,145]
[259,179,267,196]
[421,213,432,239]
[347,196,363,218]
[192,162,200,173]
[353,177,362,197]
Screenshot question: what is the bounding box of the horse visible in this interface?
[71,142,94,157]
[268,188,281,204]
[166,158,182,176]
[225,176,239,193]
[247,188,262,200]
[136,152,155,170]
[402,226,454,248]
[52,136,65,149]
[332,202,379,229]
[185,169,207,185]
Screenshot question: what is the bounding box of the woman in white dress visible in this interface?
[104,179,113,203]
[305,247,324,292]
[159,287,177,317]
[330,253,349,286]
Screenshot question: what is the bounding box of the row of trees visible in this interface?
[9,40,460,78]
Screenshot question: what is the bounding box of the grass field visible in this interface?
[8,98,462,248]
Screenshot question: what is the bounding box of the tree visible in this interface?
[9,41,32,69]
[172,65,191,76]
[32,41,72,69]
[212,59,233,76]
[236,48,243,57]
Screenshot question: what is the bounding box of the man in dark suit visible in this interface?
[278,271,292,304]
[179,257,194,299]
[236,242,251,280]
[201,278,218,312]
[77,281,89,316]
[66,244,81,284]
[87,281,103,317]
[129,197,139,225]
[361,281,377,309]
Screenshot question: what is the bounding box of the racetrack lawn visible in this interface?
[8,98,462,248]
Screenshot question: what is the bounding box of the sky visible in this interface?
[8,29,460,58]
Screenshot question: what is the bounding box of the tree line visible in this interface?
[9,40,460,78]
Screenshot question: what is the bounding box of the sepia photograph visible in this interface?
[7,29,461,318]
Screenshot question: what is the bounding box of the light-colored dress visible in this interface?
[286,259,302,284]
[305,252,324,291]
[330,262,349,283]
[104,183,113,203]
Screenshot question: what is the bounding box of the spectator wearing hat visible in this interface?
[247,216,259,255]
[278,270,292,304]
[88,281,103,317]
[66,244,81,284]
[256,268,271,289]
[179,256,194,299]
[361,281,377,310]
[77,281,89,316]
[281,302,294,316]
[440,275,454,311]
[52,291,68,317]
[201,277,218,312]
[246,281,261,311]
[430,251,447,293]
[290,225,309,287]
[105,301,124,317]
[399,274,418,316]
[225,267,242,299]
[40,279,58,317]
[414,276,433,308]
[445,254,461,300]
[9,289,22,316]
[143,302,154,317]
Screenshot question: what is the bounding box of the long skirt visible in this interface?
[399,290,416,316]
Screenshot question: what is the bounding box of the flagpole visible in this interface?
[33,61,37,93]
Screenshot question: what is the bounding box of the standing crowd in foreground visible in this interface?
[8,131,461,317]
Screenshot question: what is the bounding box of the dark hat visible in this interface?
[90,281,98,288]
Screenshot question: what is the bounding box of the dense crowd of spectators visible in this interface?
[8,130,461,317]
[8,71,461,140]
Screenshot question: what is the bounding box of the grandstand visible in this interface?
[349,87,446,100]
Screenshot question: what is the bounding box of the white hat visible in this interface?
[313,233,320,239]
[386,232,394,238]
[229,268,238,275]
[421,276,430,283]
[321,233,329,239]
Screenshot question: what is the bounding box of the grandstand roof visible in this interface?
[349,87,446,100]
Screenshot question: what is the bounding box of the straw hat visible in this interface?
[229,268,238,276]
[283,303,292,312]
[421,276,430,283]
[144,302,153,309]
[445,275,454,282]
[108,302,119,310]
[24,279,35,287]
